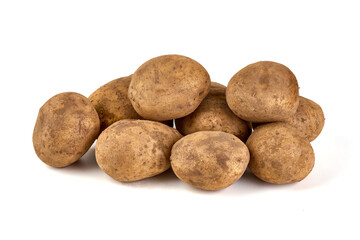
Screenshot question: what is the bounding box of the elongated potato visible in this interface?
[33,92,100,167]
[175,82,251,142]
[226,61,299,122]
[246,123,315,184]
[95,120,182,182]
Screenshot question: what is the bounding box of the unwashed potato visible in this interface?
[128,54,211,121]
[226,61,299,122]
[171,131,250,191]
[33,92,100,167]
[252,96,325,142]
[89,75,173,132]
[246,123,315,184]
[175,82,251,142]
[95,120,182,182]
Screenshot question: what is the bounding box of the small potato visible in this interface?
[128,55,211,121]
[175,82,251,142]
[281,96,324,141]
[33,92,100,167]
[246,123,315,184]
[170,131,250,191]
[89,75,174,132]
[95,120,182,182]
[89,75,141,132]
[226,61,299,122]
[252,97,325,142]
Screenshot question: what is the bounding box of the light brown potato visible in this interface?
[128,55,211,121]
[281,96,324,141]
[175,82,251,142]
[89,75,174,132]
[33,92,100,167]
[226,61,299,122]
[95,120,182,182]
[246,123,315,184]
[89,75,141,132]
[171,131,250,191]
[251,97,325,142]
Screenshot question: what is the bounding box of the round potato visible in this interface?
[89,75,174,132]
[246,123,315,184]
[175,82,251,142]
[95,120,182,182]
[226,61,299,122]
[33,92,100,167]
[170,131,250,191]
[128,55,211,121]
[89,75,142,132]
[281,96,324,141]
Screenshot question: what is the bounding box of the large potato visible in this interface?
[95,120,182,182]
[128,55,211,121]
[226,61,299,122]
[246,123,315,184]
[171,131,250,191]
[33,92,100,167]
[89,75,174,132]
[175,82,251,142]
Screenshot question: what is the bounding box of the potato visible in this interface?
[246,123,315,184]
[89,75,174,132]
[95,119,182,182]
[226,61,299,122]
[89,75,141,132]
[175,82,251,142]
[128,55,211,121]
[280,96,324,141]
[170,131,250,190]
[251,97,325,142]
[33,92,100,167]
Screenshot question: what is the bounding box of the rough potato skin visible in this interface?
[226,61,299,122]
[95,120,182,182]
[175,82,251,142]
[246,123,315,184]
[33,92,100,167]
[89,75,142,132]
[282,96,324,141]
[170,131,250,191]
[128,55,211,121]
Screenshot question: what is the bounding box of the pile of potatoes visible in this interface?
[33,55,324,191]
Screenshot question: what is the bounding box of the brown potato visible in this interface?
[281,96,324,141]
[246,123,315,184]
[170,131,250,191]
[251,97,325,142]
[175,82,251,142]
[33,92,100,167]
[128,55,211,121]
[95,120,182,182]
[89,75,174,132]
[226,61,299,122]
[89,75,141,132]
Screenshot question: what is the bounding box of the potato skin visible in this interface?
[170,131,250,191]
[226,61,299,122]
[128,55,211,121]
[246,123,315,184]
[89,75,141,132]
[282,96,324,141]
[95,120,182,182]
[33,92,100,167]
[175,82,251,142]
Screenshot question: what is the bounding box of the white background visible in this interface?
[1,1,359,239]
